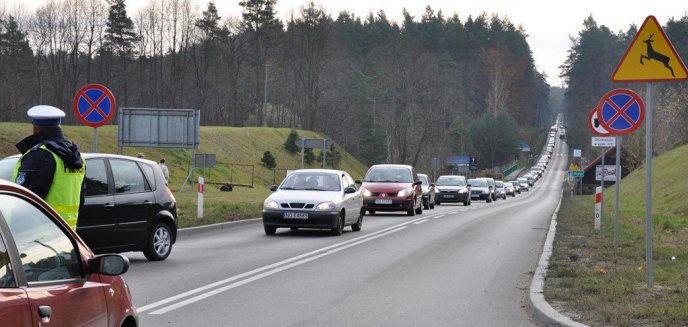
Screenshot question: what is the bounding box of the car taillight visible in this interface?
[166,186,177,206]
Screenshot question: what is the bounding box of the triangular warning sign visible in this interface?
[613,16,688,82]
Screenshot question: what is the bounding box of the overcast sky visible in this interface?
[7,0,688,87]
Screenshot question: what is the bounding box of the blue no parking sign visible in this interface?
[73,84,116,128]
[595,89,645,135]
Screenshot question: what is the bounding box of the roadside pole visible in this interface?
[600,147,605,224]
[645,82,654,287]
[614,136,621,247]
[197,176,204,219]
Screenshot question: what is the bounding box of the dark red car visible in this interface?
[0,179,138,327]
[361,164,423,216]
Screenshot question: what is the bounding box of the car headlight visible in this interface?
[458,188,467,194]
[264,200,279,209]
[315,201,335,211]
[397,188,413,197]
[362,188,372,197]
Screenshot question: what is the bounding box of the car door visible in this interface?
[109,158,156,247]
[0,227,32,327]
[77,158,117,251]
[1,193,107,326]
[342,173,360,223]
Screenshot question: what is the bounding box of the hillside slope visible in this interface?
[0,123,369,226]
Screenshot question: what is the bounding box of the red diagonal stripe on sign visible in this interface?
[82,92,108,119]
[605,98,636,126]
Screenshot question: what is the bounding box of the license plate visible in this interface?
[443,194,455,198]
[283,212,308,219]
[375,199,393,204]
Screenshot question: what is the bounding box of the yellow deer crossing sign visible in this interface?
[612,16,688,82]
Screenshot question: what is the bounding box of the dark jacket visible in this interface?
[15,128,84,199]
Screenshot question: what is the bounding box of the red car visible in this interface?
[0,180,138,327]
[361,164,423,216]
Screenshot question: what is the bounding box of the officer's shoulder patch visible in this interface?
[16,173,26,185]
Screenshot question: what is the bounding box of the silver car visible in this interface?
[262,169,363,235]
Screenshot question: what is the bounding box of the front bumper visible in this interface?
[436,192,469,202]
[363,197,415,212]
[471,192,491,200]
[263,210,339,229]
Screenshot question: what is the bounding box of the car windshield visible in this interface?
[418,175,429,185]
[517,178,527,182]
[468,179,486,187]
[364,167,413,183]
[504,182,513,187]
[436,176,466,186]
[280,172,341,191]
[495,181,503,187]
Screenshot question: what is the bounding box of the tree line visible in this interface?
[0,0,552,170]
[561,14,688,158]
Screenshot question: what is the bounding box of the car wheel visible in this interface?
[331,213,344,236]
[352,210,363,231]
[415,199,423,215]
[368,210,376,215]
[468,199,472,205]
[435,201,440,206]
[463,200,468,206]
[423,198,429,210]
[290,227,298,231]
[407,208,415,216]
[430,199,435,209]
[487,197,492,203]
[264,225,277,235]
[144,223,173,261]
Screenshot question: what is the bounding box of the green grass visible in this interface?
[544,143,688,326]
[0,123,369,227]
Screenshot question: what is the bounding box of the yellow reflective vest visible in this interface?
[13,145,85,229]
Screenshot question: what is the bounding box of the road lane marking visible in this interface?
[149,226,408,315]
[412,219,429,225]
[432,214,445,219]
[138,216,430,314]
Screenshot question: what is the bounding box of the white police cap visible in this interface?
[27,105,65,126]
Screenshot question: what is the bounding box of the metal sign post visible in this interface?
[645,82,654,287]
[614,135,621,247]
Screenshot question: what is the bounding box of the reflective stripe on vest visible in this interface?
[13,145,85,229]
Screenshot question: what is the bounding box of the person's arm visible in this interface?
[16,149,56,199]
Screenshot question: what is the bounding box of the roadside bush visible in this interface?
[261,151,277,169]
[284,130,300,153]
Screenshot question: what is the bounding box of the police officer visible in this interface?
[12,105,85,229]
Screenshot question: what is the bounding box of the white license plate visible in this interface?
[283,212,308,219]
[443,194,455,198]
[375,199,393,204]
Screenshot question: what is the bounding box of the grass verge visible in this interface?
[544,144,688,326]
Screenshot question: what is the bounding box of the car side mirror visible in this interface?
[270,185,278,192]
[344,186,357,194]
[354,180,362,184]
[88,254,129,276]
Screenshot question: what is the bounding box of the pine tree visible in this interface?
[104,0,138,56]
[283,130,300,153]
[261,151,277,169]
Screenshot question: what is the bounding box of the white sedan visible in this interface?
[262,169,363,235]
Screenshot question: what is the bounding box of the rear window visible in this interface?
[364,167,413,183]
[468,179,487,187]
[418,175,429,185]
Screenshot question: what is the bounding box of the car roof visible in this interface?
[289,169,347,175]
[369,164,413,169]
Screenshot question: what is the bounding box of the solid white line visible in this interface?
[150,226,408,315]
[138,216,427,313]
[412,219,429,225]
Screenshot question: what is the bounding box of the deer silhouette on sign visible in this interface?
[640,33,675,77]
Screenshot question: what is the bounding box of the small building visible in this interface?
[581,145,640,194]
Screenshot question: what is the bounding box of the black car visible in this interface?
[434,175,470,206]
[0,153,178,261]
[468,178,492,202]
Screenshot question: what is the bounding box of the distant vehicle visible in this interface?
[434,175,471,206]
[417,173,436,210]
[483,178,498,201]
[509,180,522,194]
[495,181,507,199]
[503,182,516,197]
[1,153,178,261]
[468,178,492,202]
[0,179,138,326]
[523,174,536,186]
[361,164,423,216]
[262,169,363,235]
[517,178,530,191]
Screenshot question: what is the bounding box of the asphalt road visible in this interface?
[123,141,568,327]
